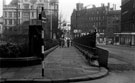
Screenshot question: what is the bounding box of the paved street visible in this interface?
[0,46,107,81]
[97,45,135,67]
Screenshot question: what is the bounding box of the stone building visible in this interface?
[3,0,59,38]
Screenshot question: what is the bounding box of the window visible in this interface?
[12,19,14,25]
[97,11,99,14]
[14,12,16,17]
[9,19,12,25]
[4,12,7,17]
[8,12,12,17]
[14,19,17,24]
[38,4,44,8]
[18,5,20,9]
[102,16,104,20]
[97,17,98,20]
[23,12,29,16]
[18,12,20,17]
[23,4,29,9]
[99,22,101,26]
[31,5,34,9]
[5,19,7,25]
[32,12,34,17]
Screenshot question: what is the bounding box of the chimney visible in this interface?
[92,5,96,8]
[101,3,103,7]
[3,0,6,6]
[115,4,116,10]
[108,3,110,8]
[76,3,84,11]
[113,4,115,10]
[101,3,105,7]
[107,3,110,11]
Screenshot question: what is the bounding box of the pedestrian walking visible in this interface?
[60,37,64,48]
[67,39,70,47]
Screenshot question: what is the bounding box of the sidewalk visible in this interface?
[0,46,108,82]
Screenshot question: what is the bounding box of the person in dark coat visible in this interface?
[67,39,70,47]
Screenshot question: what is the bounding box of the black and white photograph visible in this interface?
[0,0,135,83]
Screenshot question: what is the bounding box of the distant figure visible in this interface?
[67,39,70,47]
[60,37,64,48]
[58,38,61,47]
[64,38,66,47]
[129,41,132,46]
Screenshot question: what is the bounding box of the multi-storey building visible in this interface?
[71,3,110,37]
[3,4,17,31]
[3,0,59,38]
[71,3,121,44]
[106,10,121,44]
[120,0,135,46]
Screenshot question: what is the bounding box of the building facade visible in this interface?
[3,0,58,38]
[121,0,135,46]
[106,10,121,45]
[71,3,110,37]
[71,3,121,44]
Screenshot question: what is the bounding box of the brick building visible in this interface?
[71,3,110,37]
[71,3,121,44]
[120,0,135,46]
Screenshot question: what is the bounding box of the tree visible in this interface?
[58,11,67,29]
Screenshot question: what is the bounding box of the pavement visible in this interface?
[0,46,108,82]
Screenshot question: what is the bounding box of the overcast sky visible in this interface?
[0,0,121,22]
